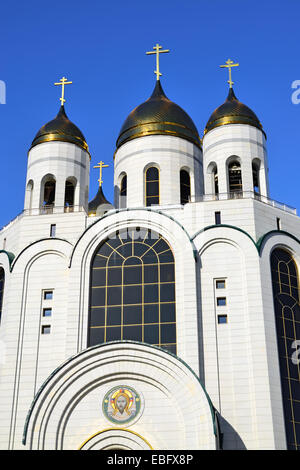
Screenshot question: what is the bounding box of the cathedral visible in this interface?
[0,47,299,450]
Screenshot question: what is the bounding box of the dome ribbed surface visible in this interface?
[116,80,201,149]
[204,88,265,136]
[30,105,89,153]
[88,186,112,215]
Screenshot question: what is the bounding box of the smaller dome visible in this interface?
[88,186,113,216]
[30,105,89,153]
[116,80,201,149]
[204,88,265,137]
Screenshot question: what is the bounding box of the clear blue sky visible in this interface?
[0,0,300,228]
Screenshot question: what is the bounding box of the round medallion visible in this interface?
[102,386,141,425]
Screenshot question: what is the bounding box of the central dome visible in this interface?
[116,80,201,149]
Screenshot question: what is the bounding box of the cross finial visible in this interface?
[93,161,109,188]
[146,43,170,81]
[54,76,73,106]
[220,59,239,88]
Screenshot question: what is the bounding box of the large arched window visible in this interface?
[88,228,176,354]
[180,169,191,204]
[145,167,159,206]
[228,160,242,196]
[0,268,4,323]
[271,248,300,450]
[120,174,127,208]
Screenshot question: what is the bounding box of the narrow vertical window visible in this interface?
[50,224,56,238]
[252,161,260,194]
[214,168,219,196]
[271,248,300,449]
[120,174,127,208]
[180,169,190,204]
[277,217,281,231]
[215,211,221,225]
[145,167,159,206]
[25,180,34,212]
[64,179,75,212]
[207,162,218,196]
[0,268,4,323]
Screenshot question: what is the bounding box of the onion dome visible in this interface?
[204,88,265,137]
[30,105,89,154]
[88,186,113,216]
[116,80,201,149]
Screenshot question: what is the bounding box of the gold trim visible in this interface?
[116,129,201,153]
[203,118,266,138]
[78,427,154,450]
[29,134,91,159]
[119,120,198,134]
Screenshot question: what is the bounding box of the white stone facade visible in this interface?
[114,135,203,207]
[0,111,299,450]
[203,124,269,197]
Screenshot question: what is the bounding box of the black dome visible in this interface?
[204,88,265,137]
[116,80,201,149]
[88,186,112,215]
[30,105,89,153]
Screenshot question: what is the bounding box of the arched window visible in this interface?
[145,167,159,206]
[64,179,76,212]
[252,160,260,195]
[213,166,219,196]
[228,160,242,196]
[88,228,176,354]
[0,268,4,323]
[120,174,127,208]
[25,180,34,212]
[41,176,56,213]
[271,248,300,450]
[207,162,219,196]
[180,170,191,204]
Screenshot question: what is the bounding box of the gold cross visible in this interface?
[93,161,109,187]
[54,76,73,106]
[146,43,170,80]
[220,59,239,88]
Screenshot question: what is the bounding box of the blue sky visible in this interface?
[0,0,300,228]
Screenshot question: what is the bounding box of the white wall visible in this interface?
[114,135,203,207]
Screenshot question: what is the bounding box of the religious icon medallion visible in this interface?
[102,386,141,424]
